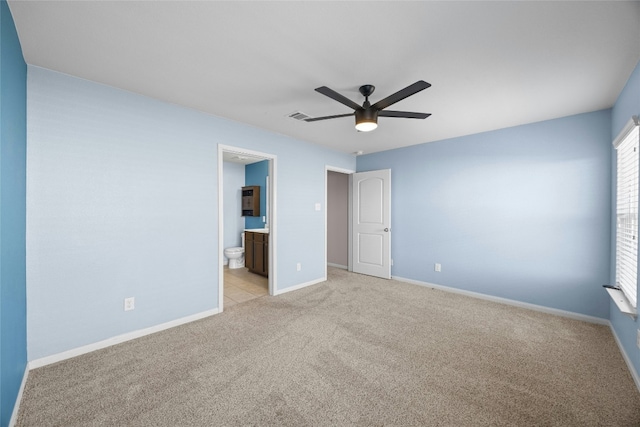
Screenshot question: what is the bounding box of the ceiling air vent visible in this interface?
[288,111,311,121]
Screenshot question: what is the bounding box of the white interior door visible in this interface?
[351,169,391,279]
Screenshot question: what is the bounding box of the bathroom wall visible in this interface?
[327,171,349,267]
[245,159,268,229]
[223,161,245,260]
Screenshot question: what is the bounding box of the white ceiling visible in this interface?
[8,1,640,155]
[222,150,266,165]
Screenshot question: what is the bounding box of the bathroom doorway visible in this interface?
[218,144,277,312]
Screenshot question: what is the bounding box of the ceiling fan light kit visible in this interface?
[306,80,431,132]
[355,108,378,132]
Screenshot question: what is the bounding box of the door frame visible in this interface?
[324,165,356,279]
[218,144,277,312]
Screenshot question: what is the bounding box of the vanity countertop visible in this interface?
[245,228,269,234]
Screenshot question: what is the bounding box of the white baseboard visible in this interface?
[273,277,325,296]
[392,276,609,325]
[29,308,220,369]
[327,263,348,270]
[8,364,29,427]
[608,323,640,393]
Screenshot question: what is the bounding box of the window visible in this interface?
[614,116,640,308]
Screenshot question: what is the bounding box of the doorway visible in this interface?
[325,166,392,280]
[325,166,355,278]
[218,144,277,312]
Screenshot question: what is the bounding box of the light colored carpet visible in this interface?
[17,268,640,426]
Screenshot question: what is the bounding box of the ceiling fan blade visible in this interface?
[378,110,431,119]
[371,80,431,111]
[315,86,362,110]
[305,113,354,122]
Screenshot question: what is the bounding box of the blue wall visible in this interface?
[26,66,354,360]
[0,1,27,425]
[245,160,269,229]
[358,110,612,319]
[610,60,640,379]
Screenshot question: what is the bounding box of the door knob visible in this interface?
[384,228,389,232]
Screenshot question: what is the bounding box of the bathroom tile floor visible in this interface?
[223,266,268,308]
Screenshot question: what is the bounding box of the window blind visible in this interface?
[614,116,640,308]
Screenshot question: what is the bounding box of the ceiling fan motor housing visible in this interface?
[356,108,378,124]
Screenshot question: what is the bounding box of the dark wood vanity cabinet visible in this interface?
[245,232,268,276]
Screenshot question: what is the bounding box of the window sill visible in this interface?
[605,287,637,319]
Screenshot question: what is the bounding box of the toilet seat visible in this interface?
[225,247,244,254]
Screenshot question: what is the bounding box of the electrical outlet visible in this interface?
[391,259,394,266]
[637,330,640,349]
[296,263,301,271]
[435,263,442,272]
[124,297,135,311]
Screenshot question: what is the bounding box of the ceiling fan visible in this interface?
[305,80,431,132]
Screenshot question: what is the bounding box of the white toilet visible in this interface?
[224,233,245,269]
